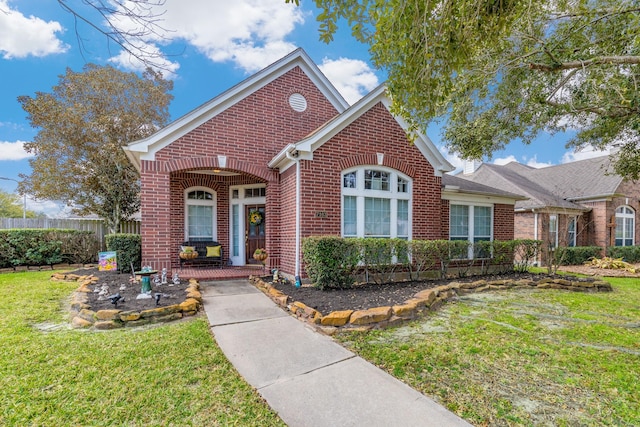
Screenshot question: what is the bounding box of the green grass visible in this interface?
[0,270,284,426]
[337,277,640,426]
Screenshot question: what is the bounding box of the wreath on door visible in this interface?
[249,210,264,226]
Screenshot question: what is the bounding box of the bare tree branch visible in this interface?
[57,0,175,70]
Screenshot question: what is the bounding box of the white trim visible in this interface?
[269,85,454,176]
[184,187,217,241]
[123,49,349,170]
[615,205,635,246]
[228,184,267,266]
[341,166,412,239]
[449,202,494,259]
[442,191,519,205]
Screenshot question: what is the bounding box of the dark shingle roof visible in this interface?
[442,174,525,199]
[453,155,623,211]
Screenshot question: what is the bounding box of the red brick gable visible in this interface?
[154,66,339,166]
[298,102,443,241]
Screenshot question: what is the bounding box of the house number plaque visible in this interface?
[315,211,327,218]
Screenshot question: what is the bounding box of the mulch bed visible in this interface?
[72,267,190,312]
[269,272,580,315]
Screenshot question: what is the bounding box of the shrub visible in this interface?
[513,239,543,273]
[561,246,603,265]
[407,240,438,280]
[607,246,640,263]
[0,229,64,267]
[358,238,409,284]
[49,230,100,264]
[302,236,359,290]
[105,233,141,273]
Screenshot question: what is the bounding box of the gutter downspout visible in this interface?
[286,150,302,288]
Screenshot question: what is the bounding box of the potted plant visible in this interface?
[179,246,198,260]
[253,248,268,262]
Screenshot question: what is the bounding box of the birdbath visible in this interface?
[134,267,158,299]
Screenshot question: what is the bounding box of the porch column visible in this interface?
[140,161,172,272]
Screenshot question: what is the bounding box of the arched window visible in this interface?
[615,206,635,246]
[185,188,217,241]
[342,167,411,239]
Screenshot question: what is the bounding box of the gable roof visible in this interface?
[458,154,624,211]
[442,174,526,204]
[523,155,622,201]
[268,84,455,176]
[123,48,349,170]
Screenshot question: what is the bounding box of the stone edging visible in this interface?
[53,273,203,330]
[251,276,613,335]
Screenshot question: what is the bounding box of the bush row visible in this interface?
[301,237,543,290]
[606,245,640,263]
[105,233,141,273]
[0,229,100,268]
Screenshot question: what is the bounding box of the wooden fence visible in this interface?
[0,218,140,250]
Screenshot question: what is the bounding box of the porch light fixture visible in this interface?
[213,169,221,173]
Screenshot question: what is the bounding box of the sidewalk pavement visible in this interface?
[201,280,472,427]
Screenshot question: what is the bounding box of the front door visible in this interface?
[246,205,265,264]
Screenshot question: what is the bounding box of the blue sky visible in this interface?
[0,0,609,216]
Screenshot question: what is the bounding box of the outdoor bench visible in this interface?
[179,240,224,269]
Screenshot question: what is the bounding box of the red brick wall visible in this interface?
[494,204,515,240]
[297,102,443,242]
[138,66,340,270]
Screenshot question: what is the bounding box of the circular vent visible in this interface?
[288,93,307,112]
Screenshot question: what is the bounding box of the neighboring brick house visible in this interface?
[123,49,523,278]
[457,155,640,259]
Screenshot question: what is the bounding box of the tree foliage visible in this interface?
[18,64,173,233]
[0,189,40,218]
[306,0,640,178]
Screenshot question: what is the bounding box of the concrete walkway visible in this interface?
[201,280,472,427]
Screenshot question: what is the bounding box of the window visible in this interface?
[185,189,216,241]
[449,204,493,258]
[364,170,389,191]
[342,167,411,238]
[568,217,576,247]
[244,187,265,198]
[615,206,635,246]
[549,215,558,248]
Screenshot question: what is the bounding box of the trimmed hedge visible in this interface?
[0,229,99,268]
[560,246,603,265]
[607,245,640,263]
[301,237,545,289]
[105,233,141,273]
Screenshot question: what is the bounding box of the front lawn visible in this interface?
[0,270,284,426]
[337,277,640,426]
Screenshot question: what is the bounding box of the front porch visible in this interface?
[177,264,267,282]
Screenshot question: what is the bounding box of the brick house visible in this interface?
[123,49,523,278]
[458,156,640,259]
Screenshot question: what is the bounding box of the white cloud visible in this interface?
[0,0,68,58]
[110,0,305,73]
[561,145,611,163]
[319,57,379,104]
[493,155,517,166]
[0,141,33,160]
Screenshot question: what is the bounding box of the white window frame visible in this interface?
[341,166,412,239]
[567,216,577,247]
[549,214,558,248]
[184,187,217,241]
[229,184,266,266]
[615,206,635,246]
[449,203,494,258]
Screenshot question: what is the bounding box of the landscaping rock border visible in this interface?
[251,276,612,335]
[53,273,203,329]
